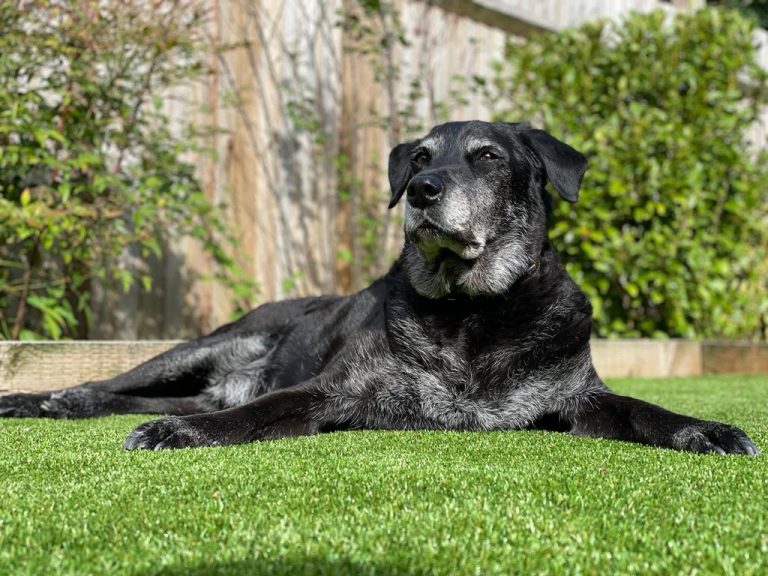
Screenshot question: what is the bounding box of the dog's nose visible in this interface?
[407,174,444,209]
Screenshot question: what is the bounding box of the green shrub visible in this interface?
[0,1,257,339]
[486,8,768,338]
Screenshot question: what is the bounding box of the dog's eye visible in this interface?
[477,149,500,161]
[411,151,430,171]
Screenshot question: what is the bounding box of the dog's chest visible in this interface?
[316,302,590,432]
[390,309,536,388]
[405,303,524,348]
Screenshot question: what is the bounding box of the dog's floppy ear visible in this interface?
[387,140,417,209]
[523,129,587,203]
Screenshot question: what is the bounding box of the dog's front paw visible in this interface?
[672,421,759,456]
[0,393,50,418]
[124,416,221,450]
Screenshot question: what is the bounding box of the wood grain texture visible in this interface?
[590,340,703,378]
[702,342,768,375]
[83,0,767,339]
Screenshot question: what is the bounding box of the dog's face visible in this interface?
[388,121,587,298]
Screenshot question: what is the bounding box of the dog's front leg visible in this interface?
[123,385,324,450]
[568,393,759,456]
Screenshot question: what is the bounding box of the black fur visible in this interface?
[0,121,758,456]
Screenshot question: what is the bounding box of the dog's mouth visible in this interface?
[408,221,485,262]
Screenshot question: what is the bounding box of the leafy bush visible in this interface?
[709,0,768,29]
[0,1,256,339]
[486,8,768,338]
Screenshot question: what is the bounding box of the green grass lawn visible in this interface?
[1,375,766,575]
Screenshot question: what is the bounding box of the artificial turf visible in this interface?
[1,375,766,575]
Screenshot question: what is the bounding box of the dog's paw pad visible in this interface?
[674,422,759,456]
[124,417,212,450]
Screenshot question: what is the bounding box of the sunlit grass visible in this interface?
[1,375,766,575]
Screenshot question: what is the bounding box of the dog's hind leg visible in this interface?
[0,333,259,418]
[38,389,207,419]
[0,389,210,419]
[79,335,237,396]
[0,388,213,418]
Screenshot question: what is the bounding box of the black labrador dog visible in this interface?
[0,121,759,455]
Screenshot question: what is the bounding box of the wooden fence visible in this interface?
[88,0,768,340]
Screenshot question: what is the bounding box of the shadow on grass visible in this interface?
[154,556,431,576]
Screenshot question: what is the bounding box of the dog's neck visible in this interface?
[394,238,554,304]
[398,231,549,300]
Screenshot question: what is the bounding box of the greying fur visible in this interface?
[202,336,276,408]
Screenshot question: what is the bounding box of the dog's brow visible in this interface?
[463,136,499,153]
[419,133,445,155]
